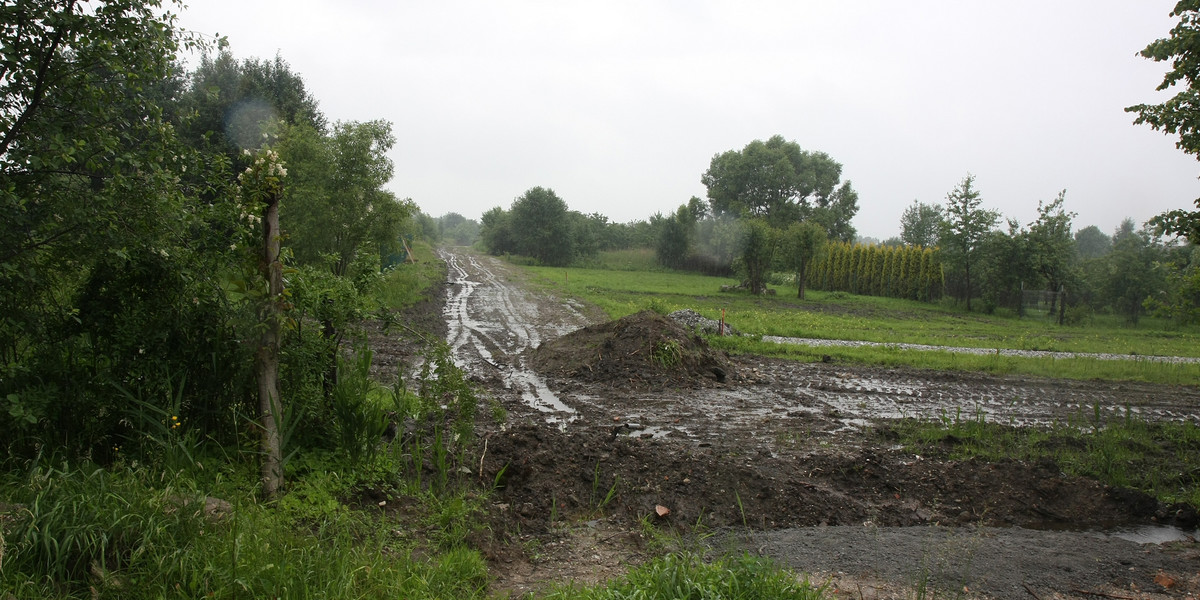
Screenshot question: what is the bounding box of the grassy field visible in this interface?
[518,251,1200,384]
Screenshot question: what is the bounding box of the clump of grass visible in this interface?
[651,339,683,368]
[544,552,826,600]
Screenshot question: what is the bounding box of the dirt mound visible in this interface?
[529,310,737,389]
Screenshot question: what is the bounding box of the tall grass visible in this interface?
[544,552,826,600]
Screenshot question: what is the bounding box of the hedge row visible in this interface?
[807,242,943,301]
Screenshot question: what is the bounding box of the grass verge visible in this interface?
[543,552,826,600]
[884,410,1200,509]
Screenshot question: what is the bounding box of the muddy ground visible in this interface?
[371,248,1200,600]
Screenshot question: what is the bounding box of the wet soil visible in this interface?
[379,248,1200,600]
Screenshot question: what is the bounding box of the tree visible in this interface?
[1026,191,1077,314]
[736,219,778,295]
[181,49,325,161]
[510,187,573,266]
[479,206,515,255]
[1127,2,1200,243]
[978,221,1034,314]
[238,147,287,498]
[940,174,1000,310]
[656,204,694,268]
[1074,225,1112,259]
[781,221,827,299]
[701,135,859,238]
[279,120,412,277]
[1106,221,1168,324]
[899,200,942,248]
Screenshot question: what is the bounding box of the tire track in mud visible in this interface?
[438,246,1200,445]
[439,248,591,422]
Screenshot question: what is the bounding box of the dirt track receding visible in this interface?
[381,248,1200,599]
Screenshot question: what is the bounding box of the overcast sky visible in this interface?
[176,1,1200,240]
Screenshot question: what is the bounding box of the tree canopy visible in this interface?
[700,135,859,240]
[1127,1,1200,243]
[940,174,1000,311]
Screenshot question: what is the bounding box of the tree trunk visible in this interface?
[257,191,284,499]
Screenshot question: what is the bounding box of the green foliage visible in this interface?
[546,552,825,600]
[331,349,395,465]
[803,241,942,302]
[1106,222,1169,324]
[735,218,778,295]
[413,342,480,439]
[375,240,445,310]
[940,174,1001,311]
[652,339,683,368]
[1127,1,1200,243]
[510,186,575,266]
[781,221,827,299]
[278,120,414,278]
[3,465,206,586]
[656,204,694,268]
[900,200,943,248]
[701,135,859,240]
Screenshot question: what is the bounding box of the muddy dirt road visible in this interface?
[421,248,1200,599]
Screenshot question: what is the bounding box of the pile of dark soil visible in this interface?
[528,310,737,390]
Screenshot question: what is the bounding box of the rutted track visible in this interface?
[430,248,1200,599]
[439,248,592,420]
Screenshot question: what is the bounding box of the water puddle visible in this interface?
[439,249,577,424]
[1107,524,1197,544]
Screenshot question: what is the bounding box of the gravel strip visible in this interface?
[761,335,1200,365]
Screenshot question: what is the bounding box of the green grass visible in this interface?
[376,240,445,310]
[543,552,826,600]
[0,462,490,600]
[514,254,1200,384]
[885,410,1200,509]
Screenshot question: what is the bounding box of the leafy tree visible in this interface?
[1127,1,1200,243]
[940,174,1000,310]
[781,221,827,299]
[479,206,515,255]
[1026,191,1077,315]
[899,200,942,248]
[510,186,574,266]
[1074,225,1112,259]
[1147,245,1200,324]
[978,221,1034,314]
[0,1,277,460]
[180,49,325,161]
[437,212,480,245]
[656,204,694,268]
[701,135,859,238]
[1106,221,1168,324]
[736,219,778,295]
[278,120,412,277]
